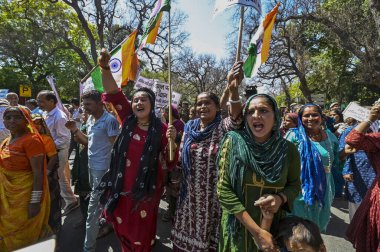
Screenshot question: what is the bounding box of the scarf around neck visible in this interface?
[98,90,163,214]
[217,94,289,235]
[179,112,222,202]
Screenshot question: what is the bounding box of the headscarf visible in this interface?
[3,106,42,142]
[286,113,298,125]
[217,94,288,235]
[180,110,222,202]
[98,88,163,213]
[31,113,52,137]
[290,103,326,206]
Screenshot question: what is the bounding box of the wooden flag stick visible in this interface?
[168,8,175,162]
[236,6,245,61]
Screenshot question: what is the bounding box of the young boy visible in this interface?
[276,216,326,252]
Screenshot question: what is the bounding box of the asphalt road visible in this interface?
[20,153,355,252]
[52,197,355,252]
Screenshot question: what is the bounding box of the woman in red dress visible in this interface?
[97,49,178,252]
[345,103,380,252]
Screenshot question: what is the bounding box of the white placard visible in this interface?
[134,76,155,90]
[0,89,9,99]
[342,102,370,122]
[134,77,182,108]
[311,94,325,106]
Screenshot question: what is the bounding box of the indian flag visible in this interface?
[243,3,279,78]
[138,0,170,51]
[83,30,139,92]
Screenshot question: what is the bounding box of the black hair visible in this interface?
[81,90,102,103]
[330,109,344,123]
[38,90,58,104]
[298,103,323,118]
[195,92,220,109]
[132,87,156,110]
[26,99,38,108]
[275,216,325,251]
[70,98,80,106]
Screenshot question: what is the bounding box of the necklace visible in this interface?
[320,135,333,173]
[308,130,322,141]
[137,121,149,127]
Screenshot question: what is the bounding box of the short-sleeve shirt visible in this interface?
[87,111,120,170]
[0,133,44,172]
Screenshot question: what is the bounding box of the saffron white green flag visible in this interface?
[213,0,262,17]
[82,30,139,92]
[243,4,279,78]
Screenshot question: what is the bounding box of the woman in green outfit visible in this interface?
[217,94,301,252]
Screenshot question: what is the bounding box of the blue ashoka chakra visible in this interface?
[109,58,122,73]
[256,40,263,55]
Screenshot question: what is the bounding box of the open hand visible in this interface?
[252,228,276,252]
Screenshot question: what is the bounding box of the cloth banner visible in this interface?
[46,76,70,117]
[213,0,262,17]
[0,89,9,99]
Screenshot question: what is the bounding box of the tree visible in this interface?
[49,0,189,72]
[0,0,88,99]
[173,49,230,100]
[229,0,380,104]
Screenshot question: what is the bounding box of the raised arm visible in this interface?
[98,48,132,122]
[99,48,118,94]
[346,104,380,152]
[227,61,244,119]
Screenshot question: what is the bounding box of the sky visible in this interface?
[173,0,268,92]
[175,0,235,59]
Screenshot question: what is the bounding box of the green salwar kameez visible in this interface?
[217,138,301,252]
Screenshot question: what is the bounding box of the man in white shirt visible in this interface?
[0,99,10,144]
[37,90,79,215]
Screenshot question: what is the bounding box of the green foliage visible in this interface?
[0,0,90,100]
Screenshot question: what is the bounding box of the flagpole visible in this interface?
[236,6,245,61]
[80,35,131,83]
[168,7,175,162]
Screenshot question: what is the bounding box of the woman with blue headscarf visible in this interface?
[285,104,339,232]
[217,94,301,252]
[171,62,244,252]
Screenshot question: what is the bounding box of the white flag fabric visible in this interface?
[46,76,70,118]
[213,0,262,17]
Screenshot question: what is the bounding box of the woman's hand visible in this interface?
[227,61,244,89]
[343,174,354,182]
[252,228,276,251]
[28,202,40,218]
[166,125,177,143]
[344,144,357,154]
[254,194,282,214]
[98,48,111,69]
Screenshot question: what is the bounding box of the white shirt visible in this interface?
[44,106,71,149]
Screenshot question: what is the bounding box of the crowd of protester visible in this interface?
[0,49,379,252]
